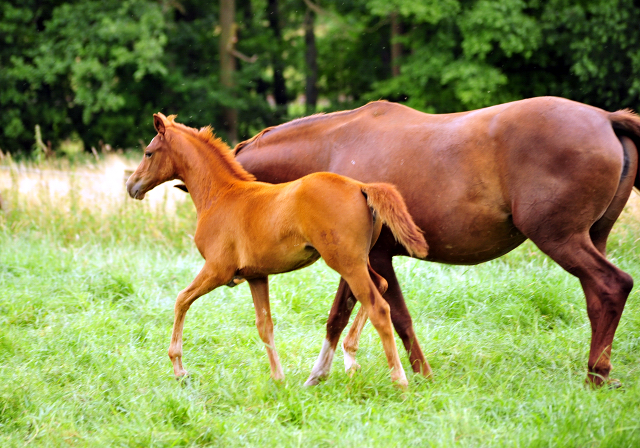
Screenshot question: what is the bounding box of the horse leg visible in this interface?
[342,266,408,386]
[521,136,637,387]
[531,233,633,386]
[342,263,387,373]
[247,277,284,380]
[305,263,388,385]
[369,244,432,376]
[583,136,637,386]
[304,279,354,385]
[168,263,226,378]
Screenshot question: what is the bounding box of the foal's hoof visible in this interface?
[176,374,191,387]
[304,377,320,387]
[304,374,328,387]
[345,362,361,377]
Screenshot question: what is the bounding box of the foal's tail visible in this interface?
[361,183,428,258]
[609,109,640,189]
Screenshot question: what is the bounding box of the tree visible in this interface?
[220,0,238,144]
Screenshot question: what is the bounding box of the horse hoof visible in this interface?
[346,362,361,377]
[584,374,622,390]
[606,378,622,390]
[304,376,322,387]
[175,373,191,387]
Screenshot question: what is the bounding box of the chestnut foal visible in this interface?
[126,113,427,386]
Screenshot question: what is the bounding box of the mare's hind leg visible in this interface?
[248,277,284,380]
[582,136,637,386]
[305,263,387,385]
[168,263,228,378]
[516,135,636,386]
[530,233,633,386]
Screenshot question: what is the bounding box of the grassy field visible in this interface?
[1,158,639,447]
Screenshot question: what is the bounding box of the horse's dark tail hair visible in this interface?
[360,183,428,258]
[610,109,640,190]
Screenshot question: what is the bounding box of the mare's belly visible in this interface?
[418,211,527,265]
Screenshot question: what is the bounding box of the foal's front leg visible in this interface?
[168,263,226,378]
[248,276,285,380]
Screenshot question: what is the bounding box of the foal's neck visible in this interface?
[174,130,254,212]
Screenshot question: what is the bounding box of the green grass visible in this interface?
[1,163,640,447]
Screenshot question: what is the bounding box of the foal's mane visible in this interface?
[167,115,255,182]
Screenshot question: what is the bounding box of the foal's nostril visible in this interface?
[126,178,140,199]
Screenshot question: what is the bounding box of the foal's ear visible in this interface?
[153,113,166,135]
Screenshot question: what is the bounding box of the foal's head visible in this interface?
[127,113,179,200]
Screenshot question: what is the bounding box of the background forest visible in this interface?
[3,0,640,153]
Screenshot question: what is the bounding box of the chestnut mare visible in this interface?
[126,113,427,386]
[234,96,640,387]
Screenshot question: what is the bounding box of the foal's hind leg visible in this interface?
[248,277,284,380]
[342,264,387,374]
[371,240,431,376]
[342,233,431,377]
[341,266,408,386]
[305,264,386,384]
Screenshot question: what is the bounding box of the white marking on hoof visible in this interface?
[305,339,335,386]
[391,365,408,388]
[342,342,360,374]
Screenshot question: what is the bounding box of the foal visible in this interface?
[126,113,427,386]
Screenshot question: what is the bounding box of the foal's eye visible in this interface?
[145,152,153,158]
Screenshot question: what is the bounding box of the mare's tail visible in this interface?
[360,183,428,258]
[609,109,640,189]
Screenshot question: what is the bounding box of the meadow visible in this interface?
[0,157,639,447]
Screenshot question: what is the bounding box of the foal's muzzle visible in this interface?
[126,177,146,200]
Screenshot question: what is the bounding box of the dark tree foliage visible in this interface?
[2,0,640,153]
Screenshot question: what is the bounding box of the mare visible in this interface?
[126,113,427,386]
[233,96,640,387]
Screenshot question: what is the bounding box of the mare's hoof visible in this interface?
[606,378,622,390]
[584,374,622,390]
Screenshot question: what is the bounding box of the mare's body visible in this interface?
[126,113,427,386]
[234,96,640,386]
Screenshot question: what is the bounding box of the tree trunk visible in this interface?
[304,8,318,114]
[390,11,402,78]
[220,0,238,144]
[267,0,287,117]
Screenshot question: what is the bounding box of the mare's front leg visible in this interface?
[168,263,227,378]
[248,277,284,380]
